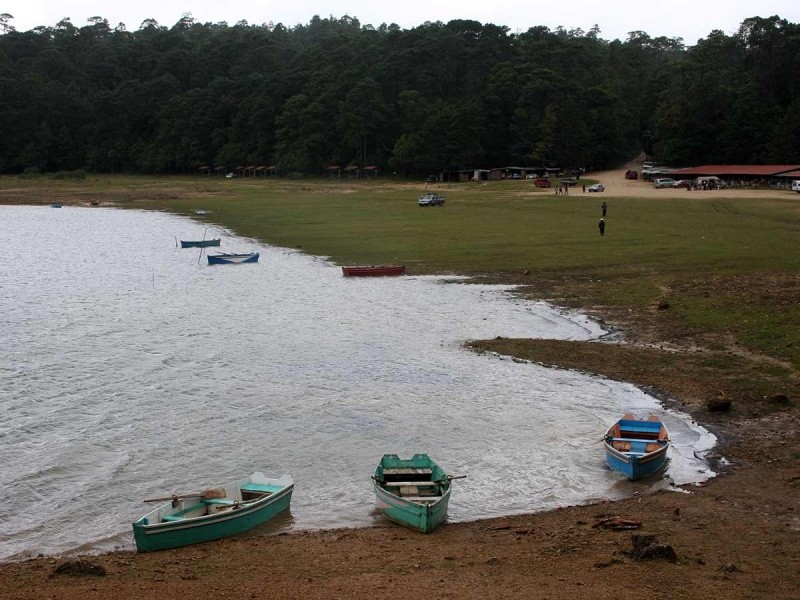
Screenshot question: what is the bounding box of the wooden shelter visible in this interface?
[364,165,379,179]
[327,165,342,179]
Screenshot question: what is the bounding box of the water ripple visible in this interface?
[0,206,714,560]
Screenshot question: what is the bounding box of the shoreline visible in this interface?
[1,180,798,599]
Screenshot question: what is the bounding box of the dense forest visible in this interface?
[0,13,798,175]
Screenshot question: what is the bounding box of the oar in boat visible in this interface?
[143,487,226,503]
[436,475,467,483]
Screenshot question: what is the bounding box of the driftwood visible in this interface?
[591,517,642,531]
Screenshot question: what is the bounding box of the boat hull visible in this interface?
[342,265,405,277]
[603,415,670,480]
[181,239,221,248]
[604,442,668,479]
[373,481,450,533]
[132,474,292,552]
[372,453,451,533]
[207,252,259,265]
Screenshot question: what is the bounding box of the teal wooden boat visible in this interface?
[372,454,461,533]
[132,472,293,552]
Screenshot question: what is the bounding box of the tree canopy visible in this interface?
[0,14,797,175]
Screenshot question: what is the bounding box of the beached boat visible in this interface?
[180,238,221,248]
[207,252,259,265]
[50,203,62,208]
[132,472,293,552]
[603,414,670,480]
[341,265,405,277]
[372,454,460,533]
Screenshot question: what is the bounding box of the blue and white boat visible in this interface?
[132,472,293,552]
[207,252,259,265]
[603,414,670,480]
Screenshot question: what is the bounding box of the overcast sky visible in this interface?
[3,1,799,45]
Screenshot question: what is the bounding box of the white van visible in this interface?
[792,180,800,193]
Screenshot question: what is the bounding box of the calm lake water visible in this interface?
[0,206,715,560]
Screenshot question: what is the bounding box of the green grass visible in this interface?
[3,174,800,369]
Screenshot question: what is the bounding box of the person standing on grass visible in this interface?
[602,201,607,217]
[598,217,606,236]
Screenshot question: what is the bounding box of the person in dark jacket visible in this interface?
[601,201,607,216]
[598,217,606,236]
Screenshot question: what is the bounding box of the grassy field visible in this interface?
[3,174,799,410]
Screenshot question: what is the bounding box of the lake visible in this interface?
[0,205,714,560]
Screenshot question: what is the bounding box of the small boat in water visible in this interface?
[372,454,462,533]
[180,238,221,248]
[342,265,405,277]
[603,414,670,480]
[132,472,293,552]
[207,252,259,265]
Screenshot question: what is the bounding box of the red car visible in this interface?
[534,178,552,188]
[625,170,638,180]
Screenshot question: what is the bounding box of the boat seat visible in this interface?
[240,483,282,494]
[382,481,440,487]
[397,496,440,503]
[161,502,205,522]
[612,437,664,444]
[203,498,238,506]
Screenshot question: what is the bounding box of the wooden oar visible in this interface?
[143,487,226,502]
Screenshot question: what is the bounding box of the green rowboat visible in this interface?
[132,472,293,552]
[372,454,459,534]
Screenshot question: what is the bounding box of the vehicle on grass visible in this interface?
[418,192,445,206]
[559,177,578,187]
[653,178,678,189]
[792,180,800,193]
[534,178,552,188]
[625,170,638,180]
[587,183,605,192]
[674,180,691,188]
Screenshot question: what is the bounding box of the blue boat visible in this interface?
[207,252,259,265]
[132,472,293,552]
[50,203,62,208]
[603,414,670,480]
[372,454,463,533]
[181,239,221,248]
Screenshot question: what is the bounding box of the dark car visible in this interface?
[560,178,578,187]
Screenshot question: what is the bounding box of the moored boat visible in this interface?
[341,265,405,277]
[372,454,461,533]
[50,203,62,208]
[181,238,221,248]
[603,414,670,480]
[132,472,293,552]
[207,252,259,265]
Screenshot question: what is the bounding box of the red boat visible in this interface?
[341,265,406,277]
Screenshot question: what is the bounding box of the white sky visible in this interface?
[2,1,799,45]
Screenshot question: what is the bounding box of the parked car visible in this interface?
[792,180,800,193]
[654,178,678,189]
[534,178,552,188]
[587,183,605,192]
[560,177,578,187]
[625,170,638,180]
[418,192,445,207]
[674,180,691,188]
